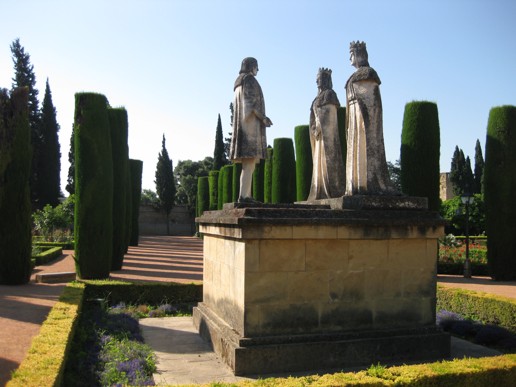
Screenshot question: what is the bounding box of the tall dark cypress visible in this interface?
[10,38,41,208]
[294,125,312,201]
[213,114,227,170]
[484,105,516,280]
[108,108,129,270]
[66,125,75,195]
[232,163,242,202]
[252,159,265,202]
[208,170,219,210]
[129,159,143,246]
[473,139,485,194]
[264,147,273,203]
[221,164,233,205]
[74,92,113,279]
[0,87,32,284]
[196,176,209,217]
[155,134,176,235]
[400,101,440,211]
[272,138,296,204]
[337,106,347,169]
[38,79,61,206]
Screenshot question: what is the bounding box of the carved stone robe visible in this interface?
[229,74,267,162]
[307,89,345,201]
[345,67,396,195]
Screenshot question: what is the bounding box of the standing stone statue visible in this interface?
[345,41,396,195]
[307,68,345,201]
[230,57,273,202]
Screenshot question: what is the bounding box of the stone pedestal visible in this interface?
[193,200,450,375]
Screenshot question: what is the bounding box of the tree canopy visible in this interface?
[174,157,213,213]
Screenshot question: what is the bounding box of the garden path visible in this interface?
[0,235,514,386]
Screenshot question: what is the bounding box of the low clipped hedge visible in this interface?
[438,262,489,276]
[32,246,63,265]
[8,282,84,387]
[437,286,516,334]
[9,281,516,386]
[33,241,74,250]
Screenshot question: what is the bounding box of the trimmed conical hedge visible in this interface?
[74,93,113,279]
[108,108,129,270]
[232,163,242,202]
[272,138,296,204]
[294,125,312,201]
[196,176,209,217]
[208,170,219,210]
[264,147,273,203]
[0,87,32,285]
[484,105,516,280]
[129,159,143,246]
[252,159,265,202]
[400,101,441,211]
[221,164,233,206]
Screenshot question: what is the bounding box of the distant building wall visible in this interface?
[440,172,455,202]
[139,204,195,236]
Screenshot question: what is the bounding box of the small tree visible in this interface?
[155,134,176,235]
[484,105,516,280]
[474,139,485,194]
[387,159,402,192]
[66,125,75,195]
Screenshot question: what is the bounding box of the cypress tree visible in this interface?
[66,125,75,195]
[38,79,61,206]
[197,176,209,217]
[221,164,233,205]
[208,170,219,210]
[294,125,312,201]
[155,134,176,235]
[108,108,129,270]
[217,167,224,210]
[129,159,143,246]
[10,38,41,208]
[450,146,461,195]
[213,114,227,170]
[484,105,516,280]
[474,139,485,194]
[272,138,296,204]
[0,87,32,284]
[337,106,347,168]
[400,101,441,211]
[232,163,242,202]
[464,156,474,193]
[264,147,273,203]
[74,92,113,279]
[252,159,265,202]
[124,162,133,253]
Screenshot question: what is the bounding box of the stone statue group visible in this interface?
[229,41,397,203]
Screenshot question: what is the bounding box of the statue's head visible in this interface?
[317,68,333,90]
[240,57,258,74]
[349,41,369,67]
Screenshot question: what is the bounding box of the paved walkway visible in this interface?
[0,235,514,386]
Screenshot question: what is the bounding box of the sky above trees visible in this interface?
[1,0,515,193]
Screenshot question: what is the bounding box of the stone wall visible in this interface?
[138,204,195,236]
[440,172,455,201]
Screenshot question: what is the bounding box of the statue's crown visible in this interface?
[319,67,332,76]
[350,41,366,52]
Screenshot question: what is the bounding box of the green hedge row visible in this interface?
[437,286,516,333]
[438,263,489,276]
[33,241,74,250]
[9,281,516,386]
[32,246,63,265]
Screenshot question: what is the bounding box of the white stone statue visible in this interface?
[229,57,273,202]
[345,41,397,195]
[307,68,345,201]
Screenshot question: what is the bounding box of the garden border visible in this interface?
[7,281,516,386]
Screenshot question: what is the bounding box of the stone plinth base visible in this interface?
[195,203,449,375]
[193,302,449,375]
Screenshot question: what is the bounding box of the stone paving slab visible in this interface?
[140,316,503,386]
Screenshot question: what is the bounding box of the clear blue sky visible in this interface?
[1,0,515,193]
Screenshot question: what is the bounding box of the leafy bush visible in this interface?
[32,194,75,242]
[438,237,488,275]
[440,194,485,235]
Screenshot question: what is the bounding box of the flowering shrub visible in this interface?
[438,236,488,275]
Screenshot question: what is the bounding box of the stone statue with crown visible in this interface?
[307,67,346,201]
[345,41,397,196]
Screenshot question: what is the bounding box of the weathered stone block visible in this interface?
[258,239,305,272]
[306,239,349,270]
